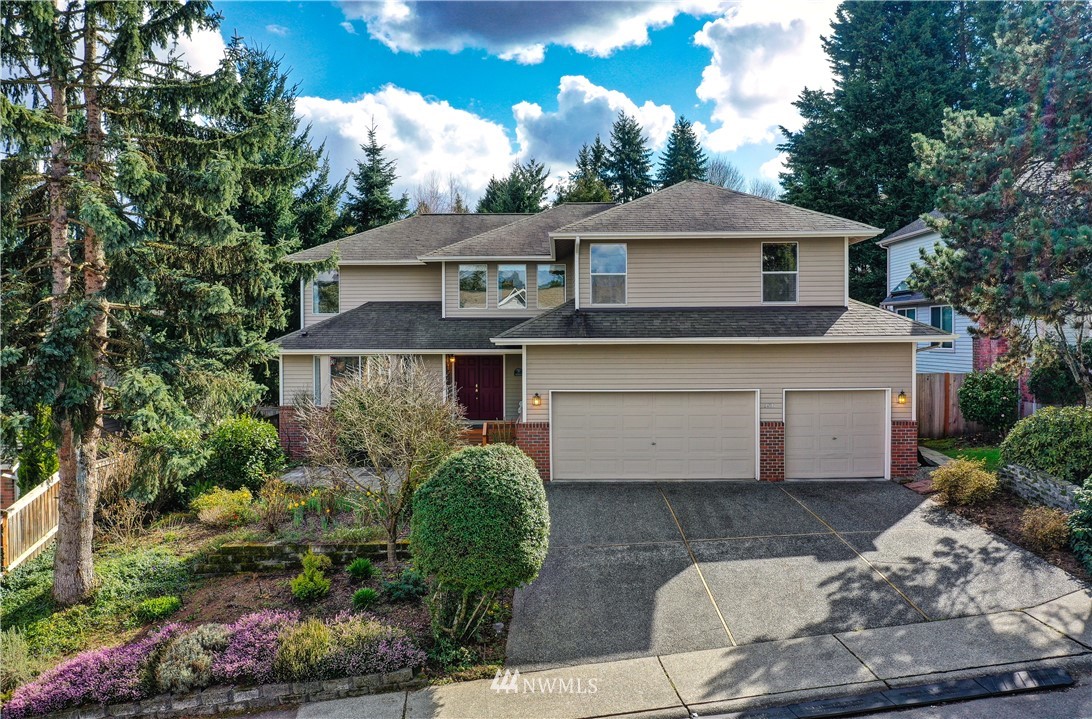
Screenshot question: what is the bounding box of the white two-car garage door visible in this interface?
[785,390,887,479]
[551,391,757,481]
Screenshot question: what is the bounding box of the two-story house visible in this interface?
[275,182,950,482]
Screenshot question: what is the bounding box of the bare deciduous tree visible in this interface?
[706,155,747,190]
[412,172,469,214]
[296,357,466,562]
[748,178,782,200]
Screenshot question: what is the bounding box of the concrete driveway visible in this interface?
[507,481,1084,670]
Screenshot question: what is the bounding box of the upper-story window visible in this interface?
[537,264,566,309]
[930,305,954,350]
[762,242,798,303]
[498,264,527,309]
[312,271,339,314]
[459,264,487,308]
[590,243,627,305]
[896,308,917,321]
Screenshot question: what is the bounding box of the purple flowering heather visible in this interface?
[4,624,183,719]
[322,615,425,679]
[211,610,299,686]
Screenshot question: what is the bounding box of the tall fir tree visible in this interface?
[1,2,295,603]
[778,1,1006,304]
[339,124,409,233]
[605,112,654,202]
[476,159,550,213]
[656,116,707,187]
[555,137,613,204]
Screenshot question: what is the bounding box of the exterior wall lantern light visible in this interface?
[531,393,542,407]
[897,390,907,405]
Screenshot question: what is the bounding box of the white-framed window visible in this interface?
[537,264,566,309]
[330,356,361,385]
[896,308,917,321]
[313,356,322,403]
[762,242,798,303]
[458,264,487,309]
[312,271,339,315]
[589,243,627,305]
[498,264,528,309]
[929,305,954,350]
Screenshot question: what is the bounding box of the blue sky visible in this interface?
[185,1,840,203]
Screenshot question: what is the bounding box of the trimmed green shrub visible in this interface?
[135,596,182,623]
[931,458,998,505]
[204,416,285,493]
[290,552,331,602]
[16,406,58,494]
[189,486,254,527]
[1,629,36,694]
[958,370,1020,436]
[1069,479,1092,572]
[1029,340,1092,406]
[382,569,427,602]
[411,444,549,639]
[352,587,379,610]
[273,618,331,681]
[1020,507,1070,551]
[155,624,230,693]
[346,557,376,582]
[1002,406,1092,485]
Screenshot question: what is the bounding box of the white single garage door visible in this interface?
[551,391,756,481]
[785,390,886,479]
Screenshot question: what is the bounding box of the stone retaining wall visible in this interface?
[29,668,420,719]
[194,541,411,575]
[997,463,1080,512]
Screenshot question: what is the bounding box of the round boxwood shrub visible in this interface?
[412,444,549,592]
[204,416,285,493]
[958,370,1020,436]
[1001,406,1092,485]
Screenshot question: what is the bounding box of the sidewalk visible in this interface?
[276,589,1092,719]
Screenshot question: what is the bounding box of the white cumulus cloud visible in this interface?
[296,86,517,200]
[694,0,838,152]
[266,24,290,37]
[759,152,788,181]
[339,21,358,34]
[169,27,227,75]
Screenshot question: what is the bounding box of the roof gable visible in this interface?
[877,210,944,248]
[551,181,882,239]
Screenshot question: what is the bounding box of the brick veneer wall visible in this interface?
[759,422,785,482]
[891,419,918,479]
[1,472,16,509]
[514,422,550,481]
[278,406,307,460]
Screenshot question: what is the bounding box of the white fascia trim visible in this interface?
[489,334,958,346]
[876,228,934,248]
[336,260,426,266]
[418,255,554,262]
[279,349,512,356]
[550,230,881,241]
[911,343,917,421]
[844,236,850,307]
[441,262,446,319]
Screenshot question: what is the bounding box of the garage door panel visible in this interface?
[785,390,885,480]
[552,391,756,481]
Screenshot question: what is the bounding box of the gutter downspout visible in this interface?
[574,236,581,311]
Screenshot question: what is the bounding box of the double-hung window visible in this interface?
[498,264,528,309]
[458,264,487,308]
[312,271,339,314]
[590,243,627,305]
[537,264,566,309]
[762,243,798,303]
[929,305,954,349]
[896,308,917,321]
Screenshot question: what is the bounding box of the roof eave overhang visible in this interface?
[548,230,882,243]
[488,334,957,346]
[284,258,427,266]
[417,255,554,263]
[278,347,518,355]
[876,228,938,248]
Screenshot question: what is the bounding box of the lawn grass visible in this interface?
[921,438,1003,472]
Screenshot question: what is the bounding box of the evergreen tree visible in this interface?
[555,138,613,204]
[605,112,654,202]
[912,2,1092,402]
[339,124,409,233]
[476,159,550,213]
[778,1,1006,303]
[1,2,293,603]
[656,116,707,187]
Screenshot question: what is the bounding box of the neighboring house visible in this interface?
[274,181,950,482]
[878,212,979,374]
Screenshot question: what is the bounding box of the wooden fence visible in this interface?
[1,470,61,572]
[917,372,1037,439]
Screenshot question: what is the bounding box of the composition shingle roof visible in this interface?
[275,302,526,351]
[552,181,882,239]
[420,203,615,259]
[284,213,530,263]
[493,300,951,342]
[877,210,943,247]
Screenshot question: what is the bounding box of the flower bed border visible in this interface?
[997,463,1080,512]
[21,667,421,719]
[193,541,411,575]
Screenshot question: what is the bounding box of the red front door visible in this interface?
[453,356,504,420]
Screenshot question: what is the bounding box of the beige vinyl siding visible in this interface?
[524,343,912,422]
[281,355,314,405]
[503,354,522,419]
[445,261,571,318]
[303,265,440,328]
[578,238,846,307]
